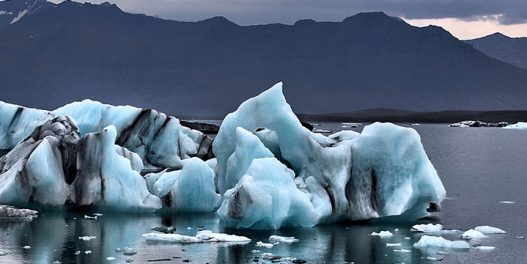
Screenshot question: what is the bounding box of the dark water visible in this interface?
[0,123,526,264]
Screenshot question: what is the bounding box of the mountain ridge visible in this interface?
[1,0,527,116]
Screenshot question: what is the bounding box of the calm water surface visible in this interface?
[0,123,526,264]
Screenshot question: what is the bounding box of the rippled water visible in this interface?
[0,123,526,263]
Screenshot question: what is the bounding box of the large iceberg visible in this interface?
[215,82,445,228]
[0,82,445,227]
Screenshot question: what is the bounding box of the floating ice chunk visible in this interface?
[84,250,92,254]
[0,205,38,219]
[79,236,96,241]
[93,213,103,217]
[394,249,411,253]
[251,250,260,253]
[0,250,7,256]
[498,201,515,204]
[142,230,250,243]
[412,224,443,233]
[476,246,496,251]
[106,257,116,261]
[123,247,137,256]
[504,122,527,129]
[386,243,402,247]
[84,215,98,220]
[413,235,470,250]
[461,229,487,239]
[74,251,81,255]
[256,241,274,248]
[269,235,299,243]
[261,253,275,260]
[475,226,506,234]
[371,231,393,238]
[426,256,444,261]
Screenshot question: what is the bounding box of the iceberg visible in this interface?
[215,82,445,228]
[0,82,445,226]
[504,122,527,129]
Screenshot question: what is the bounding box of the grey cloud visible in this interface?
[60,0,527,25]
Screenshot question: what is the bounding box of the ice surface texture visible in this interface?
[0,82,445,225]
[215,82,445,228]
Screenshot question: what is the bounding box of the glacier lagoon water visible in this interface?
[0,123,526,263]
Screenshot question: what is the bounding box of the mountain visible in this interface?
[466,33,527,70]
[0,0,55,30]
[1,1,527,116]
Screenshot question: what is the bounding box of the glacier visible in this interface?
[0,82,445,229]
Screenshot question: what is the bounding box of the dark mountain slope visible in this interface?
[1,2,527,115]
[466,32,527,69]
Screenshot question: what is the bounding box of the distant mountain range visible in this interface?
[1,0,527,117]
[466,33,527,70]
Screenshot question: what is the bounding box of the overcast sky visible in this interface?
[48,0,527,40]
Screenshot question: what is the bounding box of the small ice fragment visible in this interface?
[256,241,274,248]
[371,231,393,238]
[251,249,260,253]
[74,251,81,255]
[394,228,399,232]
[22,246,31,249]
[106,257,116,260]
[84,250,92,254]
[498,201,515,204]
[123,247,137,256]
[413,235,470,250]
[404,237,411,240]
[475,226,506,234]
[269,235,299,243]
[126,258,133,263]
[515,236,525,239]
[461,229,487,239]
[73,217,77,220]
[79,236,96,241]
[426,256,444,261]
[151,226,175,234]
[412,224,442,233]
[261,253,275,260]
[437,251,449,255]
[0,250,8,256]
[52,261,60,264]
[476,246,496,251]
[115,248,122,252]
[84,215,97,220]
[186,227,192,230]
[393,249,411,253]
[386,243,401,247]
[93,213,103,216]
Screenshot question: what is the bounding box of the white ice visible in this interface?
[412,224,443,233]
[413,235,470,250]
[371,231,393,238]
[142,230,250,243]
[269,235,299,243]
[504,122,527,129]
[474,226,506,234]
[461,229,487,240]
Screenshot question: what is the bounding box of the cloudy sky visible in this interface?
[49,0,527,40]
